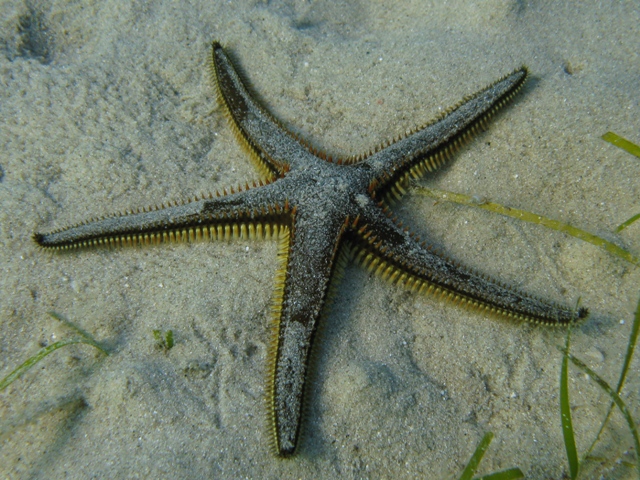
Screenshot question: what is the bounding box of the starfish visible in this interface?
[34,41,587,457]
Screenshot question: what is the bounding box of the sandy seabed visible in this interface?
[1,1,639,478]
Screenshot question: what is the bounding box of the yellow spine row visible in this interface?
[320,246,354,315]
[384,116,486,204]
[371,70,527,203]
[265,227,292,454]
[48,222,287,251]
[353,245,559,327]
[210,47,286,181]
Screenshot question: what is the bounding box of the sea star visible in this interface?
[34,41,587,457]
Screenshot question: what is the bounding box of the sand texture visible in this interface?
[1,1,639,478]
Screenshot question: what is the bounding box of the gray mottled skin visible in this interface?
[35,41,587,457]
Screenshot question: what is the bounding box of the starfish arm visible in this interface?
[351,206,587,325]
[363,67,528,199]
[267,208,348,457]
[33,184,291,250]
[211,42,318,177]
